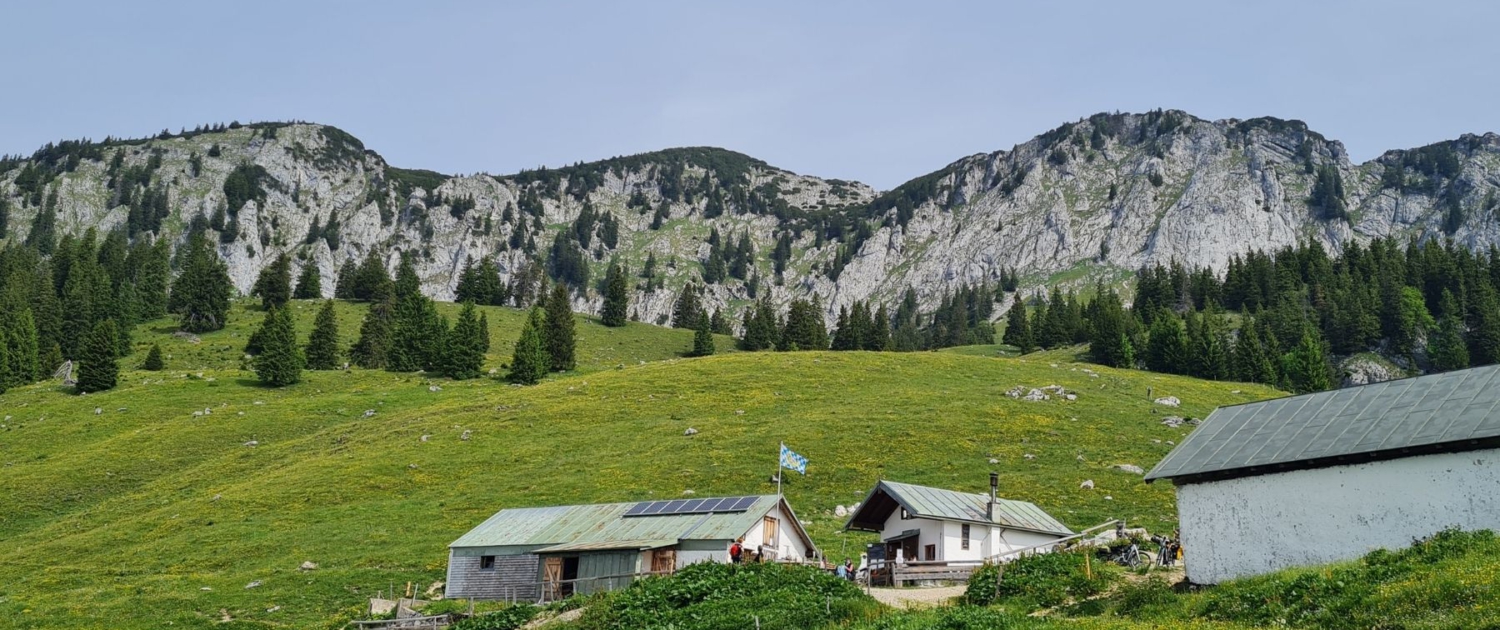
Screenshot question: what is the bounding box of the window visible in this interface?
[924,544,936,561]
[961,524,970,550]
[479,555,495,570]
[763,517,780,548]
[900,508,911,520]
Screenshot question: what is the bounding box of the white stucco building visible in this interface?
[843,477,1073,568]
[1146,364,1500,584]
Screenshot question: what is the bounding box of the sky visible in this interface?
[2,1,1498,190]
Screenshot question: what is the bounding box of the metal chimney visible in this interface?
[987,472,999,521]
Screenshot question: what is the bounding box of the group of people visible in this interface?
[728,538,765,564]
[833,557,857,581]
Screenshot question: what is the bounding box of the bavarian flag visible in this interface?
[779,443,808,475]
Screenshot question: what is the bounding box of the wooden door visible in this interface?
[651,549,676,574]
[763,517,779,550]
[542,557,563,601]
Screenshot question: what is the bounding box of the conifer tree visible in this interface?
[543,283,576,371]
[394,254,421,301]
[691,311,716,357]
[1468,282,1500,365]
[76,319,119,393]
[1144,311,1188,374]
[779,299,828,351]
[601,260,629,327]
[1429,290,1470,372]
[0,306,38,387]
[253,306,303,386]
[741,297,779,351]
[351,298,395,369]
[671,283,701,329]
[253,253,293,310]
[305,301,341,370]
[387,294,444,372]
[334,259,358,299]
[866,305,891,351]
[444,302,486,379]
[1282,328,1332,394]
[1003,301,1035,354]
[135,238,171,319]
[353,251,393,302]
[294,263,322,299]
[1232,321,1277,385]
[1086,289,1132,367]
[831,306,854,351]
[170,233,232,333]
[142,343,165,371]
[507,307,549,385]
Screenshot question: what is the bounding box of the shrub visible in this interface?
[964,550,1114,609]
[574,562,876,630]
[447,604,536,630]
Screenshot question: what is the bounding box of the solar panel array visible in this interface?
[622,496,759,517]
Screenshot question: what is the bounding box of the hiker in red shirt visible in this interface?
[729,537,745,563]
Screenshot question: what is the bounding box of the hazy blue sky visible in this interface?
[3,1,1497,189]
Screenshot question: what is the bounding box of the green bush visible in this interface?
[447,604,536,630]
[574,561,877,630]
[964,551,1114,609]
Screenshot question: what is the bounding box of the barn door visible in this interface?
[542,557,563,601]
[651,549,676,574]
[763,517,780,550]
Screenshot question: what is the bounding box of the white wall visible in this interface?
[1177,447,1500,584]
[877,509,1061,563]
[740,502,811,562]
[878,509,948,560]
[986,527,1063,559]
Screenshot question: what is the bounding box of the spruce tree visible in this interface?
[253,306,303,386]
[1003,301,1034,354]
[353,251,393,302]
[170,233,232,333]
[507,307,549,385]
[691,311,716,357]
[866,305,891,351]
[135,238,171,319]
[1468,282,1500,365]
[253,253,293,310]
[294,263,322,299]
[76,319,119,393]
[0,305,39,387]
[1086,289,1132,367]
[142,343,165,371]
[1282,328,1332,394]
[741,297,779,351]
[444,302,486,380]
[1429,293,1470,372]
[305,301,341,370]
[388,295,444,372]
[351,298,395,369]
[543,283,576,371]
[1232,321,1277,385]
[1144,311,1189,375]
[601,260,629,327]
[334,259,358,299]
[477,312,492,355]
[672,283,701,329]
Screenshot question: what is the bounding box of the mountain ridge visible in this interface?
[3,111,1499,327]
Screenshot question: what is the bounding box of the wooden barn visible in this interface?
[843,477,1072,583]
[1147,364,1500,584]
[446,495,816,601]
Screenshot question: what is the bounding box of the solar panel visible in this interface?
[622,496,759,517]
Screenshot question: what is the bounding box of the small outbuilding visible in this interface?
[447,495,816,601]
[1146,364,1500,584]
[843,477,1073,574]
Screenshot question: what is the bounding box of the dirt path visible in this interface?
[866,585,966,609]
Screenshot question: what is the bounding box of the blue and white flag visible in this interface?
[779,442,808,475]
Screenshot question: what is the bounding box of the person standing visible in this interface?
[729,537,744,564]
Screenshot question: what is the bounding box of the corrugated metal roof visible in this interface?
[863,480,1073,536]
[450,495,814,552]
[1145,364,1500,483]
[532,539,676,553]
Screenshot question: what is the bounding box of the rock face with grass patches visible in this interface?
[6,114,1500,331]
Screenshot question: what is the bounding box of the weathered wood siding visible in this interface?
[445,552,540,601]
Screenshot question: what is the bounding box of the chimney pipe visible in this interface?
[987,472,998,521]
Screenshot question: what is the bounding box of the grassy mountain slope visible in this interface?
[0,300,1276,628]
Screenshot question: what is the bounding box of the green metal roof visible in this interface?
[532,539,676,553]
[450,495,817,555]
[845,480,1073,536]
[1145,364,1500,484]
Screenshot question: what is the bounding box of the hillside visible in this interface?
[0,298,1278,628]
[3,113,1499,326]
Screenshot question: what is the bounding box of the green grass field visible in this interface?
[0,299,1279,628]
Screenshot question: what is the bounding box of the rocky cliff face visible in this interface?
[3,112,1499,328]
